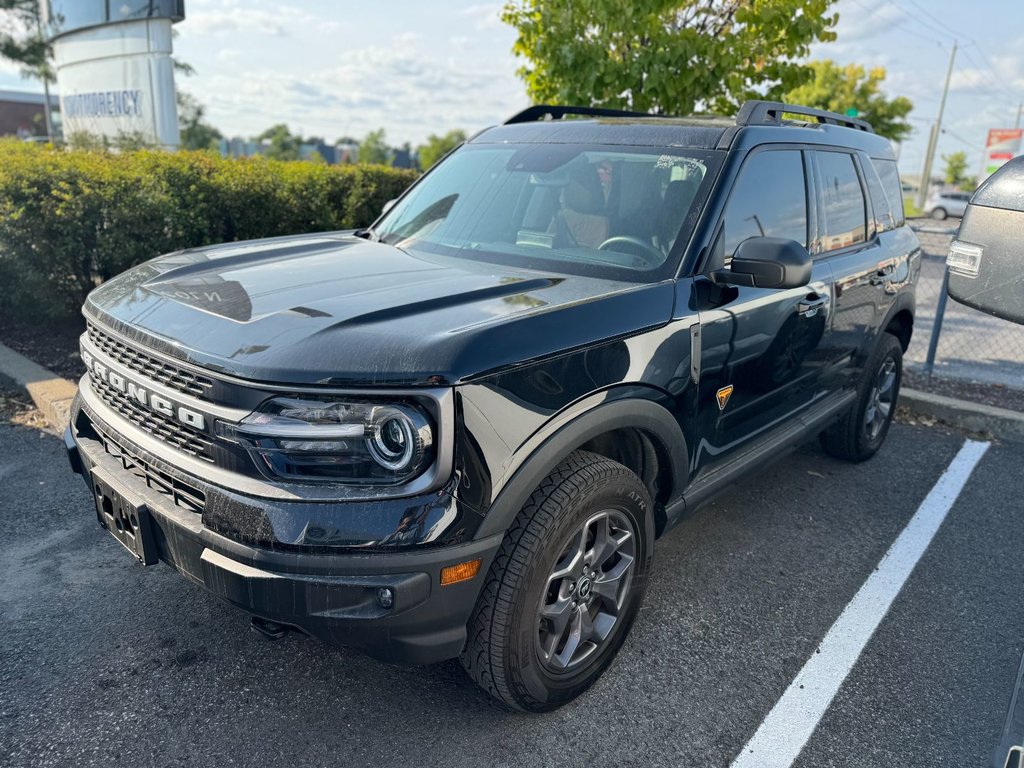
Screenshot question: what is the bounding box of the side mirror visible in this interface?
[947,156,1024,325]
[381,198,398,216]
[712,237,812,290]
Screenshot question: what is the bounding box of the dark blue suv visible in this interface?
[67,101,920,711]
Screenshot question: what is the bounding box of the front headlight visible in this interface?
[218,396,435,484]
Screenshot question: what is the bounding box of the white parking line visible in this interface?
[731,438,991,768]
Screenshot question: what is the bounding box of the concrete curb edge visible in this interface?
[0,341,77,433]
[900,387,1024,442]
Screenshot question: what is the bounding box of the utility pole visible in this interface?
[1016,102,1023,130]
[917,41,958,211]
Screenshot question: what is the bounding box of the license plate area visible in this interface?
[91,469,159,565]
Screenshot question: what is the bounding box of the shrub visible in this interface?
[0,141,417,319]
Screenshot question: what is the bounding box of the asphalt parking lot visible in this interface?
[1,413,1022,768]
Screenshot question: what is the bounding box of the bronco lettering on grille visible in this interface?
[82,348,207,431]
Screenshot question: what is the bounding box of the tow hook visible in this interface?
[250,616,289,641]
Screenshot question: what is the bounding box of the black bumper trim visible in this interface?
[68,413,503,666]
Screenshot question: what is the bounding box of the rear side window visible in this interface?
[817,151,867,252]
[871,158,906,227]
[723,150,808,261]
[861,157,896,234]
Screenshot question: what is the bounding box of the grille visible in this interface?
[93,422,206,515]
[90,375,215,463]
[86,322,214,398]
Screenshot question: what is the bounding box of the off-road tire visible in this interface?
[820,332,903,462]
[460,450,654,712]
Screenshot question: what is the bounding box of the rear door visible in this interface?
[812,150,906,390]
[692,147,835,474]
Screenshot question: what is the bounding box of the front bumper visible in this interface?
[67,399,501,666]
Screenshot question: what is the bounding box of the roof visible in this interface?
[471,118,732,150]
[472,111,895,160]
[0,89,60,107]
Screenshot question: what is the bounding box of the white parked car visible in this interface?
[925,191,970,220]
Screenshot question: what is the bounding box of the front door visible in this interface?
[691,147,835,476]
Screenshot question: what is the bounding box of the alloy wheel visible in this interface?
[865,356,897,441]
[536,509,637,673]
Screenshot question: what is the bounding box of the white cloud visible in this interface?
[179,6,339,37]
[186,38,525,144]
[458,4,503,31]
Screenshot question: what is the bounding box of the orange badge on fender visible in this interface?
[716,385,734,411]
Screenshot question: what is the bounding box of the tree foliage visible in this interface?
[0,140,417,317]
[177,92,223,151]
[501,0,838,116]
[941,150,969,188]
[783,60,913,142]
[0,0,49,80]
[256,123,302,161]
[416,129,467,170]
[358,128,391,165]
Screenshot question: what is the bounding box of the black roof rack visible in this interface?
[504,104,659,124]
[736,100,874,133]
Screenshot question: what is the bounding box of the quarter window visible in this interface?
[817,152,867,252]
[723,150,808,261]
[871,158,906,227]
[861,157,895,234]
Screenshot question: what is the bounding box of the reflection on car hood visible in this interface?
[85,233,675,386]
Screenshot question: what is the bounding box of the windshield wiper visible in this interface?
[352,226,379,242]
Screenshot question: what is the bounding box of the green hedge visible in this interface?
[0,140,417,319]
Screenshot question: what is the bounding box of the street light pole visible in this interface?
[1016,102,1022,130]
[917,41,958,212]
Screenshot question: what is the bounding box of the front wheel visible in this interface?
[460,450,654,712]
[820,332,902,462]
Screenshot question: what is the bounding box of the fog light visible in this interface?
[440,558,482,586]
[376,587,394,609]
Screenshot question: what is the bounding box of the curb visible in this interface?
[0,342,77,432]
[900,387,1024,442]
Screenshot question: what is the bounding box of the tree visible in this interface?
[942,151,969,188]
[256,123,301,161]
[417,129,467,170]
[783,60,913,142]
[177,92,222,151]
[501,0,838,116]
[0,1,49,80]
[358,128,391,165]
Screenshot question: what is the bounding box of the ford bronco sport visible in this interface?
[66,101,919,712]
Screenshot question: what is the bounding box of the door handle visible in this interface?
[798,294,828,317]
[870,264,895,285]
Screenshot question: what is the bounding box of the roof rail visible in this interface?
[503,104,657,125]
[736,100,874,133]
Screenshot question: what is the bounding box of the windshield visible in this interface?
[374,143,720,281]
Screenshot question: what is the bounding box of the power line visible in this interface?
[845,0,946,47]
[902,0,962,41]
[963,42,1018,101]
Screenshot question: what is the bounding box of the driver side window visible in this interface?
[722,150,808,263]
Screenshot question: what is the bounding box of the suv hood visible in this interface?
[85,233,675,386]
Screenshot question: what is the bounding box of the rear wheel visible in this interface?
[460,450,654,712]
[930,206,948,220]
[820,332,902,462]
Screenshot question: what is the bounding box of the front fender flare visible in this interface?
[473,390,689,541]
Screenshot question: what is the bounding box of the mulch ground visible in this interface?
[0,314,86,382]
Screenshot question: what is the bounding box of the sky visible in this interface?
[2,0,1023,178]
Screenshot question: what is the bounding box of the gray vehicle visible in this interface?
[926,190,970,220]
